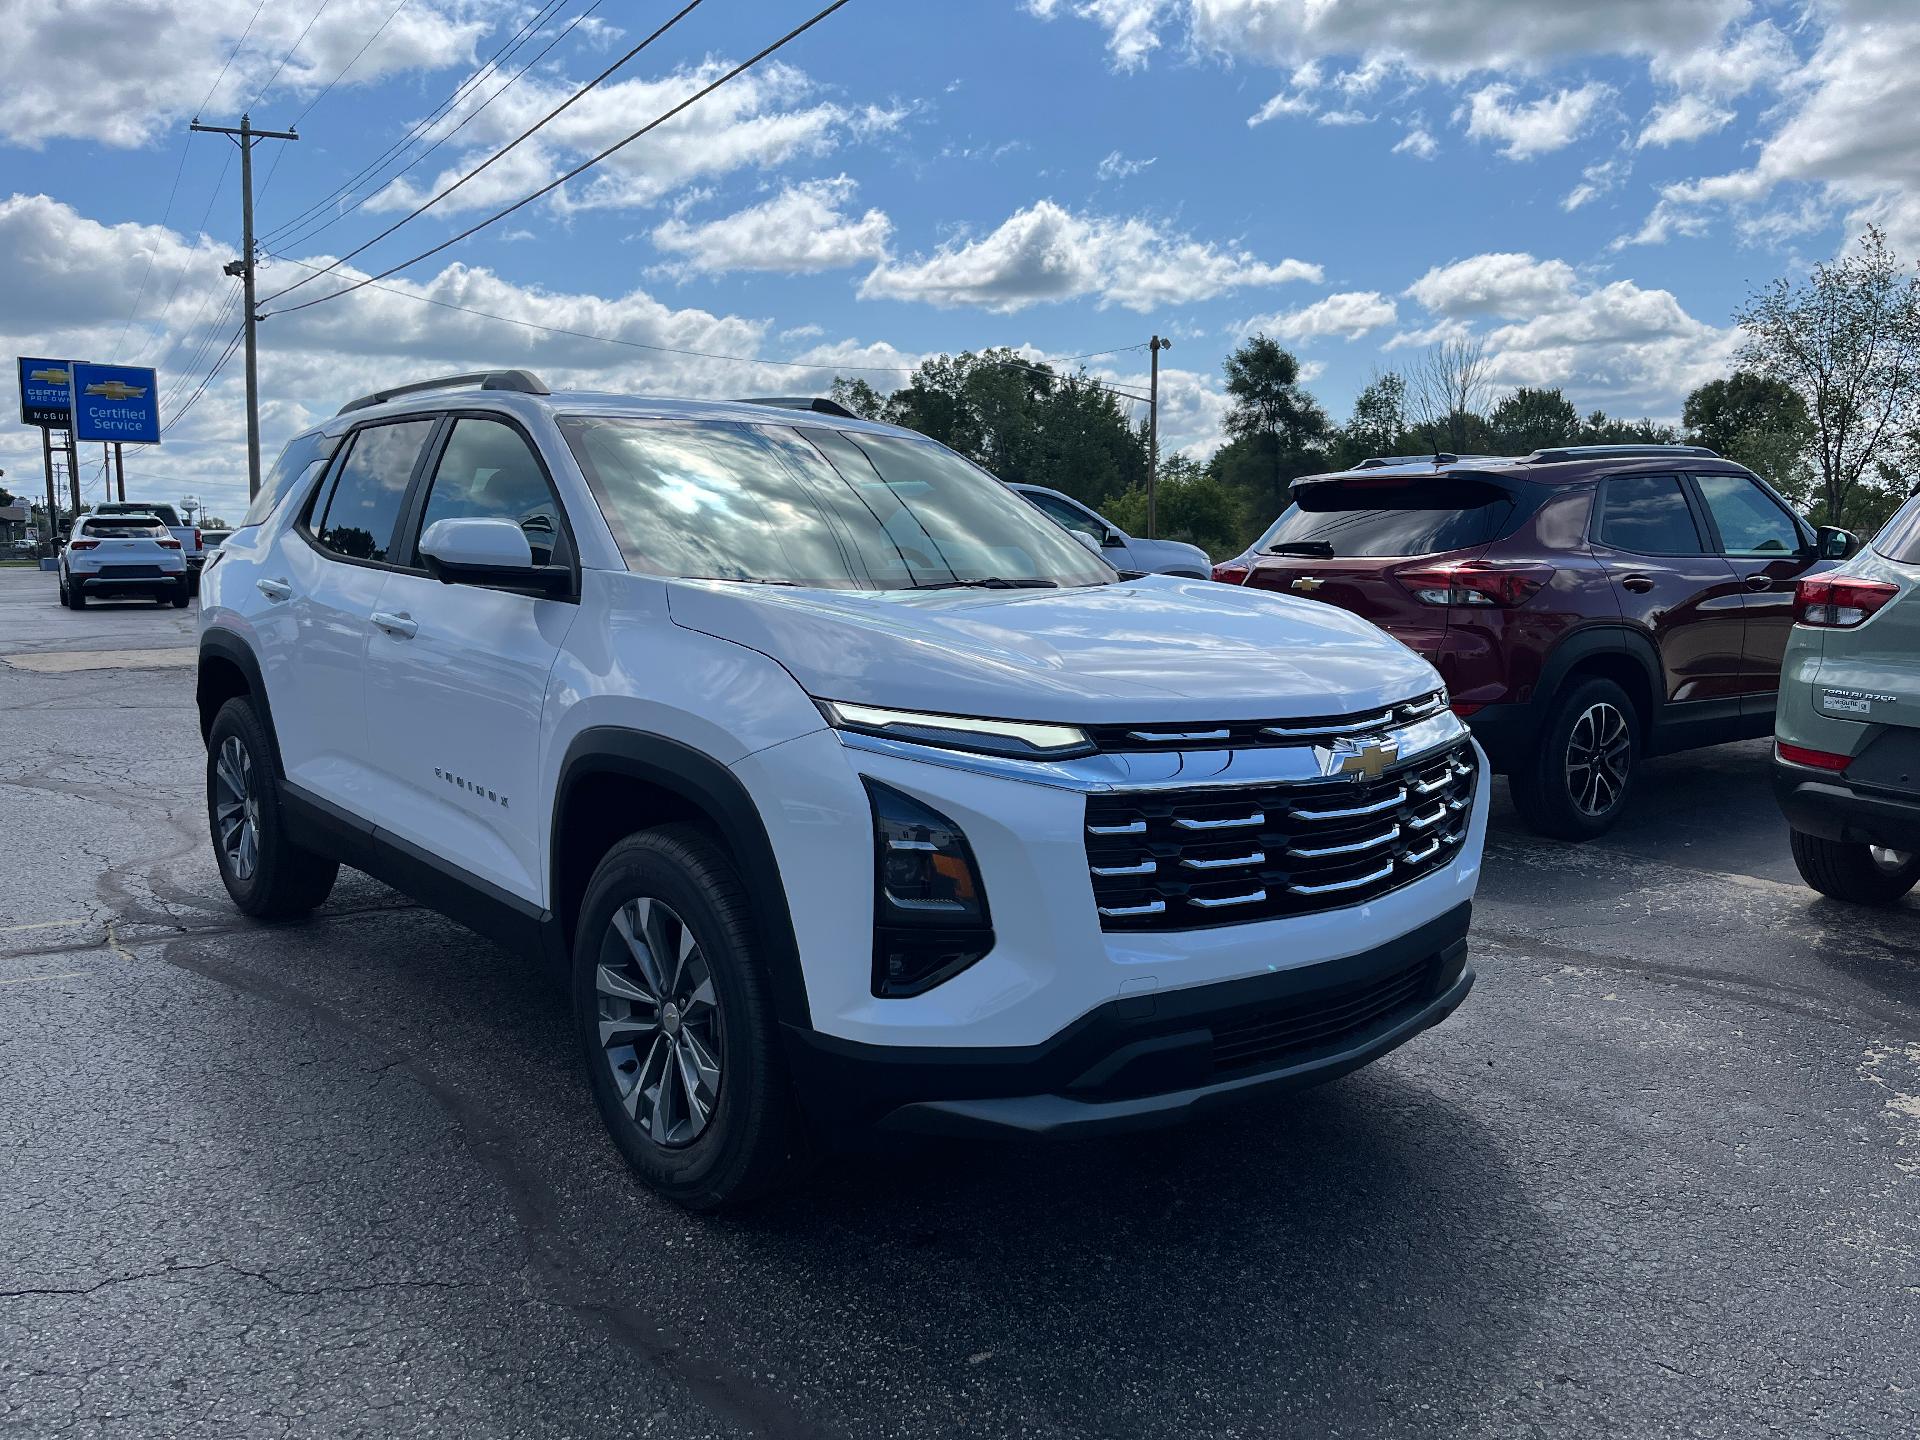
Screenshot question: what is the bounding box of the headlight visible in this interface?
[820,700,1094,761]
[865,779,994,997]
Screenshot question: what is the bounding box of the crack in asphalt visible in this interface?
[1,1260,479,1302]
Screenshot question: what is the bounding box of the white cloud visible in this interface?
[1095,150,1157,180]
[1316,109,1372,127]
[1461,82,1611,159]
[0,193,923,524]
[858,201,1321,313]
[0,0,485,148]
[1036,0,1747,78]
[651,177,892,276]
[1637,95,1734,148]
[1649,19,1795,98]
[1634,6,1920,256]
[1404,253,1580,318]
[368,60,903,217]
[1563,156,1630,211]
[1249,291,1398,343]
[1393,124,1439,159]
[1248,90,1316,126]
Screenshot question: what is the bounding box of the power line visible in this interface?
[113,141,193,354]
[256,250,1155,402]
[263,0,707,305]
[264,0,855,318]
[199,0,271,115]
[141,149,236,366]
[290,0,412,126]
[263,0,573,244]
[248,0,338,111]
[270,0,603,256]
[163,326,247,435]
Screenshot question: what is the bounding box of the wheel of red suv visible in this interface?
[1788,831,1920,905]
[206,698,340,919]
[1508,676,1639,841]
[572,825,805,1210]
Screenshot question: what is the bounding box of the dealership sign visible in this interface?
[17,357,72,426]
[70,362,160,444]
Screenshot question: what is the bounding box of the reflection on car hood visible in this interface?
[664,574,1440,723]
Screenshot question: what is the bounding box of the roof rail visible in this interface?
[731,395,858,419]
[1525,443,1719,463]
[336,369,550,416]
[1353,452,1507,469]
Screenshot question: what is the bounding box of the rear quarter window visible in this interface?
[1259,475,1518,558]
[242,430,339,529]
[1872,493,1920,564]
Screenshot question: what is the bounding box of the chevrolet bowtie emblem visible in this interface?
[1290,576,1324,594]
[85,380,147,401]
[30,368,70,385]
[1328,735,1399,781]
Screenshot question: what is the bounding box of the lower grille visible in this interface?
[1210,957,1433,1073]
[1085,739,1475,930]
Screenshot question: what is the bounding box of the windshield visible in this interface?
[1257,476,1517,558]
[559,418,1116,590]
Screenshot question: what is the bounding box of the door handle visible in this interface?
[256,577,292,602]
[1743,573,1773,591]
[1620,573,1655,594]
[370,610,418,639]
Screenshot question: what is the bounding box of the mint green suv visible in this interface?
[1774,492,1920,904]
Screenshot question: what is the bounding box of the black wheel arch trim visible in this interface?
[1533,624,1661,719]
[552,728,811,1031]
[197,629,287,779]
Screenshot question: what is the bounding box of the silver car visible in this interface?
[1010,483,1212,578]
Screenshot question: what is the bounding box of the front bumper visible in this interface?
[1774,763,1920,853]
[783,901,1473,1140]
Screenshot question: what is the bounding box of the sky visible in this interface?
[2,0,1917,524]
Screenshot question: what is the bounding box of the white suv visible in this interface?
[197,371,1488,1208]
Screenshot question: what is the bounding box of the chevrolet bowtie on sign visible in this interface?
[16,357,73,426]
[70,361,161,444]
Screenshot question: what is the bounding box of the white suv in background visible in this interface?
[59,512,190,608]
[197,370,1488,1209]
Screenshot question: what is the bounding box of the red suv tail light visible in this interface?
[1212,561,1250,585]
[1793,575,1898,628]
[1395,561,1553,608]
[68,539,99,550]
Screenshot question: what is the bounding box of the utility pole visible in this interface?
[113,443,125,502]
[191,114,299,499]
[1147,335,1173,539]
[40,426,58,558]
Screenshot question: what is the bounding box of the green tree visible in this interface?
[1735,225,1920,525]
[1683,370,1816,509]
[1104,453,1243,559]
[1330,369,1414,467]
[827,376,889,420]
[1221,334,1330,519]
[1488,387,1580,453]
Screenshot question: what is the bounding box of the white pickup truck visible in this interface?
[91,501,204,588]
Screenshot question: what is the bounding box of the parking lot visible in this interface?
[1,565,1915,1439]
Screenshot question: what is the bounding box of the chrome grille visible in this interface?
[1084,740,1475,930]
[1084,690,1447,754]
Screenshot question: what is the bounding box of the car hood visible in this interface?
[664,574,1440,723]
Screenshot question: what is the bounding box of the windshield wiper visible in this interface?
[908,577,1062,590]
[1264,540,1335,557]
[685,576,809,586]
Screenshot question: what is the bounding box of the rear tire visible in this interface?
[57,572,70,608]
[1788,830,1920,905]
[68,580,86,609]
[172,580,191,608]
[1508,677,1639,841]
[206,698,339,920]
[573,824,808,1210]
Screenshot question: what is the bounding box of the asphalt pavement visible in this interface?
[1,566,1915,1439]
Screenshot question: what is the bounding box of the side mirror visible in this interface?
[419,517,570,596]
[1815,524,1858,561]
[1101,527,1124,548]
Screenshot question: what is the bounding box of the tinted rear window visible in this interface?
[97,503,180,527]
[83,519,165,538]
[242,430,338,529]
[1258,476,1517,558]
[1596,474,1704,554]
[1872,494,1920,564]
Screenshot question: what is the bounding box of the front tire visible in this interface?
[573,825,806,1210]
[1789,830,1920,905]
[206,698,339,919]
[1508,677,1639,841]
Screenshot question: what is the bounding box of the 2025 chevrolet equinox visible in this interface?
[196,371,1487,1208]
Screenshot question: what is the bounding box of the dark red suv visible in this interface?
[1213,445,1854,838]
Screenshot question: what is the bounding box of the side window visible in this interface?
[1025,490,1104,539]
[411,417,570,567]
[1596,474,1704,555]
[310,419,433,563]
[1693,472,1801,557]
[243,431,336,528]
